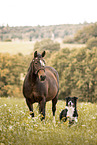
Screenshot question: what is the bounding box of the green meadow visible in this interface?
[0,98,97,145]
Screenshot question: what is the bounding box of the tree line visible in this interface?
[74,23,97,43]
[63,22,97,44]
[0,23,90,41]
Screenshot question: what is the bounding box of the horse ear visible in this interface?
[34,51,37,58]
[41,51,45,57]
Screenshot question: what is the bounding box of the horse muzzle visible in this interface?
[40,75,46,81]
[38,69,46,81]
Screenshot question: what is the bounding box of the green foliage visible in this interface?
[0,53,25,97]
[47,47,97,102]
[86,37,97,49]
[0,98,97,145]
[74,23,97,43]
[34,39,60,52]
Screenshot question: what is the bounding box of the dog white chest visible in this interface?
[66,106,74,118]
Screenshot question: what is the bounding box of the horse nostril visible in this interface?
[40,75,46,81]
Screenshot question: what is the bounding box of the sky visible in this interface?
[0,0,97,26]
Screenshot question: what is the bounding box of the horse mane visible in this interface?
[27,61,34,80]
[27,61,33,72]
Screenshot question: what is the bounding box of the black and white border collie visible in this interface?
[60,97,78,126]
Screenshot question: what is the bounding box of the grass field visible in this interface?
[0,98,97,145]
[0,42,34,55]
[0,42,86,55]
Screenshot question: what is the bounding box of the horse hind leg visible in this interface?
[52,96,58,123]
[26,98,34,117]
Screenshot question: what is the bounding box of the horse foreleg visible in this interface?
[39,98,46,121]
[26,98,34,117]
[52,96,58,122]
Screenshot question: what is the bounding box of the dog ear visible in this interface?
[65,97,68,101]
[66,97,71,100]
[73,97,78,104]
[65,97,68,104]
[65,97,70,106]
[65,97,68,100]
[73,97,78,100]
[65,97,69,101]
[34,51,37,58]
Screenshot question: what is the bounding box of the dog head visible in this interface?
[66,97,78,107]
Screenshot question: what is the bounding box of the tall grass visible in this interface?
[0,98,97,145]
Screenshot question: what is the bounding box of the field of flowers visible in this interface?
[0,98,97,145]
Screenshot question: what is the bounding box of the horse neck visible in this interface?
[28,62,37,83]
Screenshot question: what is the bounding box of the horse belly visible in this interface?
[32,83,48,102]
[46,83,58,101]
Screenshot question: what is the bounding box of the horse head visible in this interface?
[32,51,46,81]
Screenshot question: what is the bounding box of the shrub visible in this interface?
[63,37,75,44]
[34,39,60,52]
[86,37,97,49]
[4,38,12,42]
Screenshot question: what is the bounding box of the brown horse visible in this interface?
[23,51,59,121]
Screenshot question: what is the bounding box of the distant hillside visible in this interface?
[0,23,92,41]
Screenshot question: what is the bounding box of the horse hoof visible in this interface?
[32,113,34,117]
[41,117,45,121]
[30,112,34,117]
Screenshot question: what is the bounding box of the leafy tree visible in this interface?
[0,53,25,97]
[47,47,97,102]
[74,23,97,43]
[75,47,97,102]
